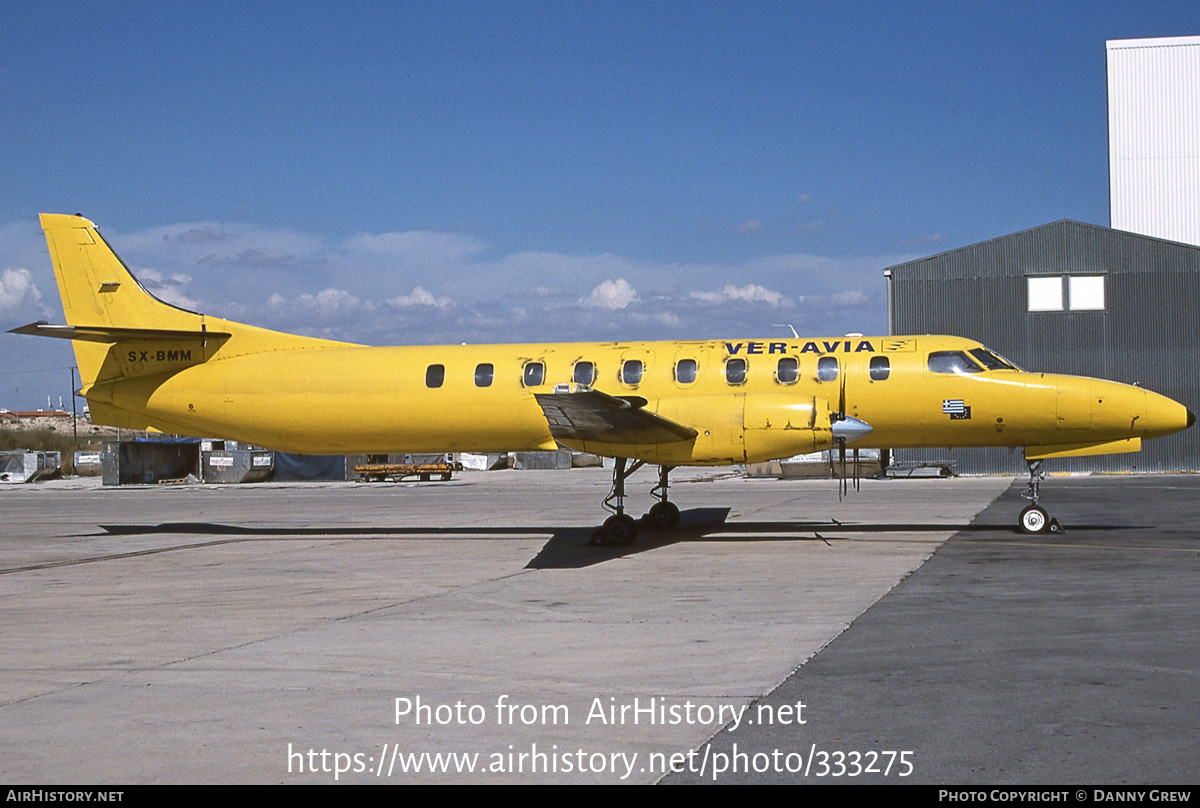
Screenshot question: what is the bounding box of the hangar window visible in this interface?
[675,358,698,385]
[928,351,983,374]
[523,361,545,387]
[621,359,643,385]
[725,358,747,385]
[1028,275,1106,312]
[474,363,493,387]
[573,361,596,385]
[1028,276,1063,311]
[817,356,838,382]
[869,356,890,381]
[425,364,445,388]
[1068,276,1105,310]
[776,357,799,384]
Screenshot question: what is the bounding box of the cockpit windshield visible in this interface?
[969,347,1021,371]
[929,348,1022,374]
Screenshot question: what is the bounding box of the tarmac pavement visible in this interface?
[2,469,1192,783]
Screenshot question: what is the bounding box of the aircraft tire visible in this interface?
[1019,505,1050,534]
[645,501,681,530]
[601,514,638,546]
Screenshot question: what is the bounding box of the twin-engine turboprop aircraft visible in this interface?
[12,214,1195,544]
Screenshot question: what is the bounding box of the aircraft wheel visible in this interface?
[601,514,639,546]
[645,501,681,530]
[1019,505,1050,534]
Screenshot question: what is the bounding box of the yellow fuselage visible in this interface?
[85,334,1191,465]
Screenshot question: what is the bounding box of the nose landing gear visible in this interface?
[1019,459,1063,534]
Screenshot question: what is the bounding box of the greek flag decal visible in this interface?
[943,399,971,420]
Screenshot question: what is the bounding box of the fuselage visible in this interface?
[88,334,1193,465]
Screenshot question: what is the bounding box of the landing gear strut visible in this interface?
[590,460,680,546]
[592,457,643,546]
[645,465,681,529]
[1019,459,1062,534]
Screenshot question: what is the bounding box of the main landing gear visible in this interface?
[591,460,680,546]
[1019,459,1063,534]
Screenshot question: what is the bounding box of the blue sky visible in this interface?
[1,1,1197,410]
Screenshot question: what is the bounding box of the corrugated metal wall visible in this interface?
[888,220,1200,474]
[1108,36,1200,247]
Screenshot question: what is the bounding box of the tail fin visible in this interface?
[28,214,216,390]
[40,213,201,331]
[16,214,349,396]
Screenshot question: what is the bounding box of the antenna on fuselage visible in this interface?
[773,323,799,338]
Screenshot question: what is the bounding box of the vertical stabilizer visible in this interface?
[39,213,205,386]
[40,213,200,330]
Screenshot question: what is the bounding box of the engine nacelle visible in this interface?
[743,392,836,463]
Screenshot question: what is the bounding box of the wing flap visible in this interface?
[534,386,698,445]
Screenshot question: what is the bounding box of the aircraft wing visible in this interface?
[534,386,698,445]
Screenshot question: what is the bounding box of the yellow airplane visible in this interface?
[12,214,1195,543]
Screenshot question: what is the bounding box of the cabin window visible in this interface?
[675,358,698,385]
[725,358,747,385]
[523,361,545,387]
[817,356,838,382]
[928,351,983,374]
[474,363,494,387]
[573,361,596,385]
[425,364,445,388]
[775,357,799,384]
[869,356,890,381]
[621,359,643,385]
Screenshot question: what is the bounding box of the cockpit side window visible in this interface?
[928,351,983,374]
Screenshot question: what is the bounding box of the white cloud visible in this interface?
[6,216,901,346]
[830,289,868,306]
[388,286,454,308]
[582,278,638,310]
[344,231,488,264]
[690,283,791,307]
[268,288,373,319]
[0,268,42,314]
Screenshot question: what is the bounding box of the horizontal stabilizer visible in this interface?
[535,385,698,445]
[8,321,231,345]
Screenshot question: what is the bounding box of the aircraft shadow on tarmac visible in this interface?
[93,507,1153,571]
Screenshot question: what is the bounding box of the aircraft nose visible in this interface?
[1139,389,1195,438]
